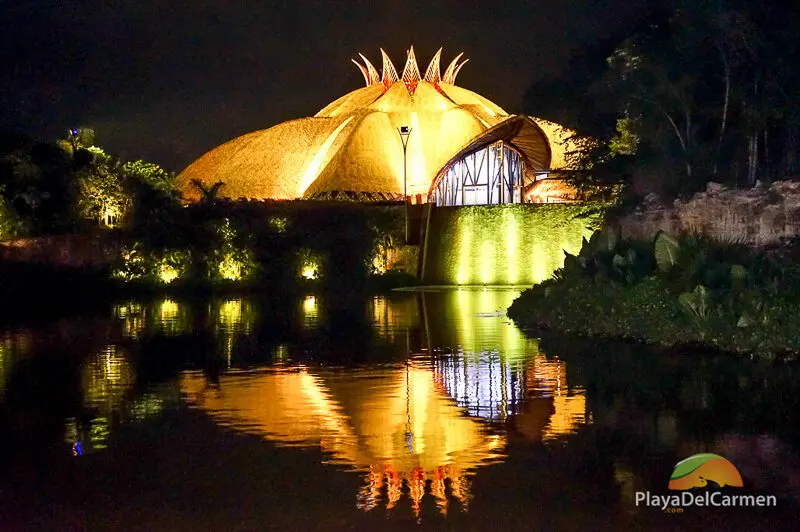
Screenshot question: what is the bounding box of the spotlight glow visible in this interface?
[431,204,599,285]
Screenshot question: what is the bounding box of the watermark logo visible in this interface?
[635,453,777,512]
[668,453,743,490]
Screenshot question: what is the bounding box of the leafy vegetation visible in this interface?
[1,129,411,291]
[526,1,800,199]
[0,128,177,236]
[110,200,412,291]
[508,227,800,357]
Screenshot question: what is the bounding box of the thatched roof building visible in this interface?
[177,47,576,203]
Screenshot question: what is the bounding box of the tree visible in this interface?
[75,147,128,227]
[121,160,175,194]
[191,179,225,204]
[123,160,181,241]
[0,185,26,239]
[544,1,800,198]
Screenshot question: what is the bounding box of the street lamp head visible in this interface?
[397,125,412,151]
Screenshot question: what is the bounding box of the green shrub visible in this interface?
[509,229,800,357]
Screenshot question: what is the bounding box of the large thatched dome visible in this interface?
[177,48,570,202]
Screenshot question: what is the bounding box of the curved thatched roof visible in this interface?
[303,82,503,199]
[176,48,575,202]
[530,118,580,171]
[177,117,353,201]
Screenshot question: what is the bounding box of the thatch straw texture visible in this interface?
[177,76,573,202]
[177,117,352,201]
[531,118,580,171]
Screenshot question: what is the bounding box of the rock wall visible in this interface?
[0,232,124,268]
[617,181,800,247]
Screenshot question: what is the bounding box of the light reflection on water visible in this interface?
[0,331,32,396]
[1,289,585,515]
[174,288,586,513]
[82,344,134,413]
[181,360,516,513]
[5,289,797,525]
[301,295,319,330]
[216,298,256,366]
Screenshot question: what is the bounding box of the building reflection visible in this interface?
[370,295,419,342]
[422,289,586,439]
[356,464,471,516]
[181,364,504,515]
[2,290,587,515]
[180,288,587,516]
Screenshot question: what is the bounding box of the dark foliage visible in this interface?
[508,227,800,357]
[525,1,800,199]
[120,199,408,291]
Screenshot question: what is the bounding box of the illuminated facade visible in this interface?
[422,204,599,285]
[177,47,577,204]
[432,142,523,206]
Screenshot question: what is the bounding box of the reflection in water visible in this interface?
[157,298,187,335]
[114,299,193,338]
[217,298,255,365]
[75,344,136,452]
[2,290,800,528]
[425,289,586,439]
[181,364,505,513]
[301,295,319,330]
[179,289,586,515]
[82,344,135,412]
[0,332,32,396]
[530,355,587,441]
[357,464,471,516]
[0,291,587,518]
[274,343,290,363]
[371,296,417,342]
[3,289,800,528]
[113,301,145,339]
[433,350,522,421]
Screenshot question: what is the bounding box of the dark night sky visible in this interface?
[1,0,663,172]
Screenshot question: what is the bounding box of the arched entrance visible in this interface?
[428,115,552,206]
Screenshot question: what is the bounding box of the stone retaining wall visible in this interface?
[617,181,800,247]
[0,232,124,268]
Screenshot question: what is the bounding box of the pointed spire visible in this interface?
[424,48,443,84]
[443,53,467,84]
[401,46,422,94]
[358,53,381,85]
[380,48,399,90]
[351,59,371,87]
[451,59,469,85]
[352,48,466,93]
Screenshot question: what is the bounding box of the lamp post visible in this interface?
[397,126,412,243]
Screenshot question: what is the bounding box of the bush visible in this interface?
[508,229,800,357]
[110,201,409,291]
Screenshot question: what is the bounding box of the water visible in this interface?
[0,289,798,530]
